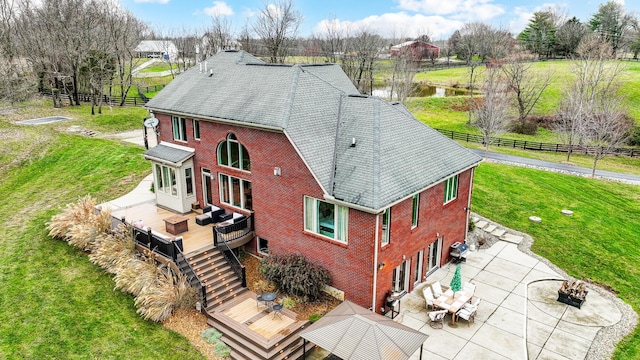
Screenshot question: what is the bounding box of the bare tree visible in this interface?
[253,0,302,63]
[466,62,481,126]
[341,28,383,95]
[202,14,235,59]
[0,0,34,103]
[557,36,630,169]
[313,16,345,63]
[388,48,419,102]
[474,65,510,153]
[104,7,144,106]
[501,52,553,133]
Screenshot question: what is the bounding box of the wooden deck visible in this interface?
[109,202,214,254]
[210,291,310,359]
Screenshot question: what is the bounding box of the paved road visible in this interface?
[471,150,640,185]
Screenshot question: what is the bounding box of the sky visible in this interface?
[118,0,640,40]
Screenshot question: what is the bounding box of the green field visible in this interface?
[473,163,640,359]
[0,102,204,359]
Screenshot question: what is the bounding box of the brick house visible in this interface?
[390,40,440,60]
[143,50,481,313]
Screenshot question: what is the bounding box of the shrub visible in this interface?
[308,313,321,323]
[260,254,331,301]
[201,328,223,344]
[507,119,538,135]
[213,341,231,358]
[468,220,476,232]
[281,296,296,309]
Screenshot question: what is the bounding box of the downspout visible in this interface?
[464,167,475,243]
[372,213,380,312]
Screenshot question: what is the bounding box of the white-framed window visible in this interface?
[193,119,200,140]
[411,194,419,228]
[304,196,348,243]
[444,174,459,204]
[414,250,424,285]
[172,116,187,141]
[257,237,269,255]
[219,173,252,210]
[217,133,250,171]
[155,164,177,196]
[392,260,410,293]
[381,208,391,246]
[185,167,194,196]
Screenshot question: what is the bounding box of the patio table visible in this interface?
[433,291,471,325]
[261,292,276,311]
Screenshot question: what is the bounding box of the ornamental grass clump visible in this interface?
[134,265,197,322]
[260,254,331,301]
[113,257,158,296]
[47,195,109,242]
[88,224,136,274]
[66,209,112,251]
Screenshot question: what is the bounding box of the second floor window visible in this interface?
[172,116,187,141]
[193,120,200,140]
[381,208,391,246]
[444,174,459,204]
[217,133,250,171]
[411,194,420,228]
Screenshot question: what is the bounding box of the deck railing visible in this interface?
[110,215,206,306]
[213,214,253,288]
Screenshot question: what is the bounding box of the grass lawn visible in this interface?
[472,163,640,359]
[139,61,178,73]
[0,103,205,359]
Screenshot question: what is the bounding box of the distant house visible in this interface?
[135,40,178,60]
[390,40,440,59]
[143,50,481,313]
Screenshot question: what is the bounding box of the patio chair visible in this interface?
[432,281,443,298]
[463,282,476,302]
[428,310,448,329]
[272,303,283,320]
[456,303,479,327]
[256,293,264,310]
[423,287,435,310]
[463,297,481,311]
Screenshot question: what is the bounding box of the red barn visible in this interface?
[390,40,440,60]
[143,50,480,313]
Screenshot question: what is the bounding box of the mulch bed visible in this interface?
[243,253,341,321]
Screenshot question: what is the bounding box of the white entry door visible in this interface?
[427,237,443,275]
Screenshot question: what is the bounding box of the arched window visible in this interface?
[217,133,250,171]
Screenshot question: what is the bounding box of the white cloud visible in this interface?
[313,12,463,40]
[397,0,504,19]
[134,0,169,4]
[203,1,233,16]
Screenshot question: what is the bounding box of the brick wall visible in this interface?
[155,113,474,312]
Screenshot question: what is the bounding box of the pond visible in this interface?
[372,83,469,99]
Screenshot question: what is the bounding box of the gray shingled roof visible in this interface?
[299,301,427,360]
[146,50,481,211]
[143,143,194,165]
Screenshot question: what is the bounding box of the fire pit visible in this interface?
[557,280,588,309]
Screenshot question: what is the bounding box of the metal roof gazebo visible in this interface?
[299,301,427,360]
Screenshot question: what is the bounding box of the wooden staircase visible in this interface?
[182,244,248,313]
